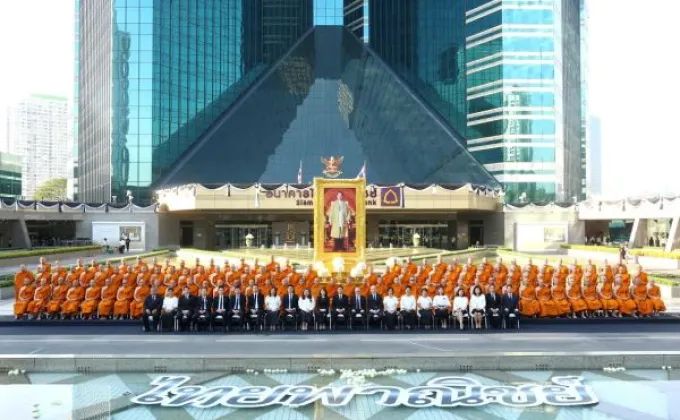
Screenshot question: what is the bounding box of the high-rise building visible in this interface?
[464,0,584,203]
[5,94,70,199]
[77,1,584,204]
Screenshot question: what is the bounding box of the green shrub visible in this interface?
[0,245,101,260]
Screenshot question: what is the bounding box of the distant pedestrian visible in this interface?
[125,235,131,252]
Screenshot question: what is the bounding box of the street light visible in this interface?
[126,190,134,205]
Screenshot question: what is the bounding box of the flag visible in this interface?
[297,161,303,184]
[356,161,366,179]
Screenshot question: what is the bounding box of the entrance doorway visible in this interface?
[215,224,272,249]
[180,221,194,247]
[469,221,484,246]
[378,223,450,248]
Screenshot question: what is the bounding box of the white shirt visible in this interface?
[432,295,451,308]
[383,296,398,312]
[417,296,432,310]
[162,296,178,312]
[453,296,469,311]
[265,295,281,311]
[299,297,315,312]
[469,294,486,311]
[400,295,416,311]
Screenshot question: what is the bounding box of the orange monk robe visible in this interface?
[260,283,273,297]
[648,285,666,312]
[551,286,571,316]
[567,285,587,313]
[495,271,508,286]
[443,282,455,297]
[638,272,649,286]
[13,270,35,297]
[61,287,83,316]
[360,282,370,297]
[536,286,559,317]
[404,263,417,277]
[293,281,305,297]
[632,284,653,316]
[129,285,150,318]
[598,282,619,311]
[97,285,117,317]
[66,272,80,286]
[14,284,36,317]
[304,271,318,287]
[47,284,69,314]
[426,284,436,297]
[620,273,631,288]
[479,263,493,277]
[519,285,540,317]
[325,283,339,297]
[110,273,124,290]
[416,271,429,286]
[391,284,404,298]
[277,285,288,299]
[364,273,379,287]
[604,265,614,282]
[311,283,323,298]
[113,285,135,316]
[27,285,52,316]
[80,286,102,317]
[615,286,637,315]
[508,267,522,284]
[583,284,603,311]
[187,283,199,296]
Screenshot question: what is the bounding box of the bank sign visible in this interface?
[132,375,598,409]
[264,186,403,207]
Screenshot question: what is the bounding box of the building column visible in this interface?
[11,218,31,249]
[628,218,648,248]
[665,216,680,252]
[456,219,470,250]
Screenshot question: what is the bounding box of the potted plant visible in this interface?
[245,233,254,248]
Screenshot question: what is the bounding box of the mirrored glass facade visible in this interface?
[160,26,500,188]
[464,0,584,203]
[0,153,22,198]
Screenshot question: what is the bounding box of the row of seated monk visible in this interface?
[12,254,666,320]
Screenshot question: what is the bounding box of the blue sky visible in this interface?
[0,0,677,197]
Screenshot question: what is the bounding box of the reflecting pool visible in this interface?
[1,369,678,419]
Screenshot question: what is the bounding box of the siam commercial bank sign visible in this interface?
[131,375,598,410]
[265,186,403,207]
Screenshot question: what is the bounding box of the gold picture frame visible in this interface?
[313,177,366,271]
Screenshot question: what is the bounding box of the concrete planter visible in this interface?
[0,249,103,269]
[565,249,680,270]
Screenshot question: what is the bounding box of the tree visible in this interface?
[34,178,67,201]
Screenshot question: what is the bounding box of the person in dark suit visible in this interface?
[366,285,383,328]
[212,286,230,331]
[281,285,298,330]
[485,284,503,328]
[247,285,265,331]
[333,285,349,328]
[193,288,212,331]
[142,287,163,332]
[502,287,520,328]
[177,286,196,331]
[350,287,366,329]
[230,287,247,330]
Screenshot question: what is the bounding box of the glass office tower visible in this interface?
[464,0,584,203]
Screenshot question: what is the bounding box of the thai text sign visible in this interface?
[131,375,598,409]
[264,186,389,207]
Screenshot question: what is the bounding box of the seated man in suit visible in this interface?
[281,285,298,330]
[230,287,247,329]
[350,286,366,329]
[502,287,520,328]
[177,286,196,331]
[332,285,348,328]
[485,284,503,328]
[193,288,212,331]
[247,285,265,331]
[142,286,163,332]
[366,285,383,328]
[212,286,230,331]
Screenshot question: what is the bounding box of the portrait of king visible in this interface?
[324,188,356,252]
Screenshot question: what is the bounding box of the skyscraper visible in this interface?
[464,0,585,203]
[5,94,71,199]
[77,1,584,204]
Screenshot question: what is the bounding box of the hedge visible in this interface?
[0,249,171,288]
[560,245,680,260]
[0,245,102,260]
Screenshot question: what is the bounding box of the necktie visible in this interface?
[373,294,376,301]
[356,297,360,310]
[203,299,206,311]
[235,297,239,310]
[255,294,258,309]
[289,295,292,310]
[219,296,223,310]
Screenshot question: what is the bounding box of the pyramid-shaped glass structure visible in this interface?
[157,26,500,189]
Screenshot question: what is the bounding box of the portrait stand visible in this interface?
[313,178,366,278]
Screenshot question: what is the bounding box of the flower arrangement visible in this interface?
[332,257,345,273]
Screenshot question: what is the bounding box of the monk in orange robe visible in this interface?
[632,279,653,317]
[519,280,540,317]
[566,279,587,318]
[97,278,117,318]
[597,276,619,316]
[551,279,571,317]
[61,283,84,318]
[128,279,149,319]
[14,278,35,319]
[617,266,631,288]
[27,279,51,319]
[14,265,35,297]
[80,280,101,319]
[647,281,666,314]
[113,278,134,318]
[536,283,558,317]
[614,279,637,317]
[583,279,603,316]
[47,277,68,318]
